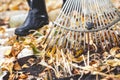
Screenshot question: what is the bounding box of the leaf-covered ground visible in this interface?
[0,0,120,80]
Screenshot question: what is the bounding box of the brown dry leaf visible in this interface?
[5,36,16,46]
[46,0,62,12]
[115,53,120,58]
[9,1,22,10]
[2,62,14,74]
[0,4,9,12]
[46,46,56,57]
[75,49,84,57]
[14,62,21,71]
[106,59,120,67]
[110,47,120,56]
[27,58,36,65]
[112,0,120,9]
[0,27,5,33]
[4,49,12,56]
[22,64,29,69]
[48,8,60,21]
[8,63,14,74]
[115,74,120,79]
[102,75,120,80]
[11,42,23,57]
[67,53,83,63]
[9,4,19,10]
[90,60,97,66]
[8,74,15,80]
[19,74,28,79]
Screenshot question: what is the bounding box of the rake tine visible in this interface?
[43,0,120,52]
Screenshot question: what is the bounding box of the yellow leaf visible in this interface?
[4,49,11,56]
[0,27,5,33]
[22,64,29,69]
[110,47,120,56]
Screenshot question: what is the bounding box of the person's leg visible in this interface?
[15,0,49,36]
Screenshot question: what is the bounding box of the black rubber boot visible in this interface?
[15,0,49,36]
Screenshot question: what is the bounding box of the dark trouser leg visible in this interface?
[63,0,66,4]
[15,0,49,36]
[62,0,66,7]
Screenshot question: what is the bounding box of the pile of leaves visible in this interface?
[0,0,120,80]
[0,23,120,80]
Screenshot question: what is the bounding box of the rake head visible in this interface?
[43,0,120,53]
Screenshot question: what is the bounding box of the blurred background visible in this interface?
[0,0,63,28]
[0,0,119,12]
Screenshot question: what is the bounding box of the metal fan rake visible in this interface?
[43,0,120,52]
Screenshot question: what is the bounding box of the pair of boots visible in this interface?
[15,0,66,36]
